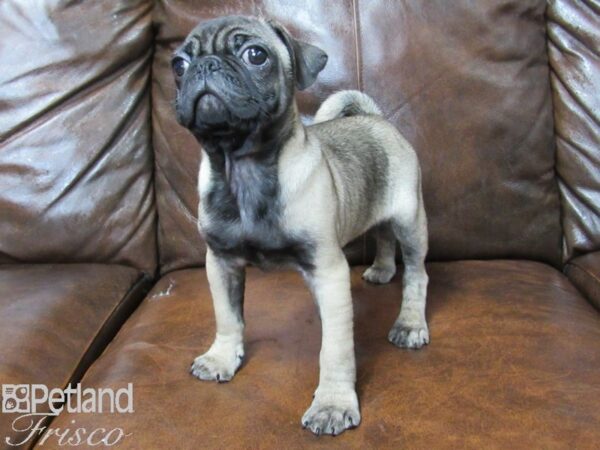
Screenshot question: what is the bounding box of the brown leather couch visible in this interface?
[1,1,599,449]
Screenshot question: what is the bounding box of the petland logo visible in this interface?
[2,383,133,447]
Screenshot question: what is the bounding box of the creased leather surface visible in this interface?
[47,262,600,449]
[547,0,600,261]
[360,0,561,265]
[565,251,600,310]
[0,264,142,449]
[152,0,561,272]
[0,0,157,275]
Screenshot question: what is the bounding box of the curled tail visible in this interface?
[314,90,382,123]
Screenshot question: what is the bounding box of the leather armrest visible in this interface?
[565,252,600,310]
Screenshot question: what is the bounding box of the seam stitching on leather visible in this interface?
[568,261,600,286]
[351,0,368,265]
[566,262,600,309]
[66,272,150,387]
[352,0,362,91]
[544,3,570,265]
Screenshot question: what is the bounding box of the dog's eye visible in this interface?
[242,46,268,66]
[172,57,189,77]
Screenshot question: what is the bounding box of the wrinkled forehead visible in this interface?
[181,15,278,57]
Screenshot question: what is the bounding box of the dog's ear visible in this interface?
[268,20,328,91]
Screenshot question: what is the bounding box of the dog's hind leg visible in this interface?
[362,221,397,284]
[388,189,429,349]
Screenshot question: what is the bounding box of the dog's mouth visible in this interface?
[189,91,239,137]
[188,89,261,138]
[195,93,229,125]
[177,70,268,138]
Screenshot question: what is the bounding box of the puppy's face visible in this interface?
[172,16,327,141]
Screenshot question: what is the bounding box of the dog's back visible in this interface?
[306,92,422,242]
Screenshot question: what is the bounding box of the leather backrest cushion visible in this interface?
[0,0,157,274]
[547,0,600,262]
[152,0,562,272]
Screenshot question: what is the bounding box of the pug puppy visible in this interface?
[172,15,429,436]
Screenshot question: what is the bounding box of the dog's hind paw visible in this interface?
[388,322,429,349]
[362,265,396,284]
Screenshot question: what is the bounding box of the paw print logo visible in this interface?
[2,385,30,413]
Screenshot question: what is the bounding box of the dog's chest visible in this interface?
[201,157,313,270]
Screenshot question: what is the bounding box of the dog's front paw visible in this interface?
[362,265,396,284]
[388,322,429,349]
[301,388,360,436]
[190,344,244,382]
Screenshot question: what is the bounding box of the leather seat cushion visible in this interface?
[46,261,600,449]
[0,264,149,447]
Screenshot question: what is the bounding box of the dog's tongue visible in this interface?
[196,93,229,124]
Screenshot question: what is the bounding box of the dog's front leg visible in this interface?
[302,250,360,436]
[191,247,245,382]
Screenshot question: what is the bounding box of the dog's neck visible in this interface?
[199,102,303,177]
[199,102,304,224]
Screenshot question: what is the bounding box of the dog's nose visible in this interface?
[198,56,221,74]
